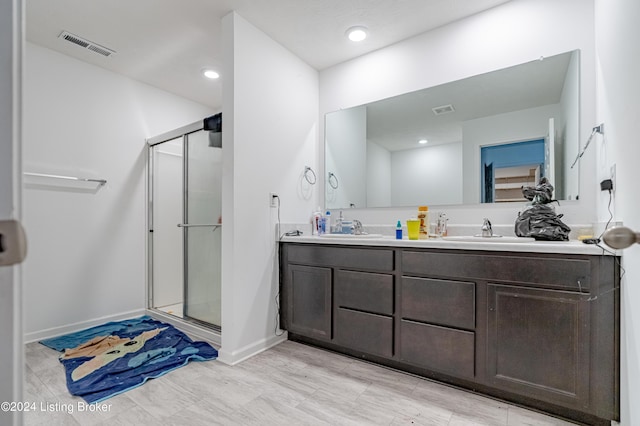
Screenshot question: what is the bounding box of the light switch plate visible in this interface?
[0,220,27,266]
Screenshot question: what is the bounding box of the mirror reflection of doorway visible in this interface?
[481,139,545,203]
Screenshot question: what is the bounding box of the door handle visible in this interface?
[177,224,221,231]
[0,220,27,266]
[602,226,640,249]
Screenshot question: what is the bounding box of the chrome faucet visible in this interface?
[481,218,493,237]
[352,219,364,235]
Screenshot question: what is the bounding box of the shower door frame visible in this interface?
[146,120,222,333]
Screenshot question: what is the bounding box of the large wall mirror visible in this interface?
[325,50,580,209]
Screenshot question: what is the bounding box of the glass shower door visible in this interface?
[183,130,222,328]
[151,137,184,317]
[149,125,222,331]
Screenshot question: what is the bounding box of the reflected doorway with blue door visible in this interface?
[481,139,545,203]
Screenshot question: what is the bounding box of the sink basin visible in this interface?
[319,233,383,239]
[442,236,535,243]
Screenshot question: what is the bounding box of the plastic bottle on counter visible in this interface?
[436,212,448,237]
[418,206,429,239]
[396,220,403,240]
[324,211,332,234]
[311,207,323,235]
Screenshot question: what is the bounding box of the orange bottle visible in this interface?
[418,206,429,239]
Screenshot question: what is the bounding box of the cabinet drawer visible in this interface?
[335,308,393,358]
[335,270,394,315]
[400,320,475,378]
[401,277,475,330]
[288,244,394,271]
[402,251,590,290]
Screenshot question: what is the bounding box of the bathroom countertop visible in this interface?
[279,234,618,256]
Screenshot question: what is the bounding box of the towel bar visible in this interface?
[24,172,107,186]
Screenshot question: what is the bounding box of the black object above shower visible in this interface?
[204,113,222,148]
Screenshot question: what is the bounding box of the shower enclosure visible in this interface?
[147,120,222,332]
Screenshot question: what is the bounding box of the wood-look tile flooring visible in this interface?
[24,339,577,425]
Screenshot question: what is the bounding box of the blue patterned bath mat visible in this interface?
[40,315,217,403]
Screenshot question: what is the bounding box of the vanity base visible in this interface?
[280,242,619,425]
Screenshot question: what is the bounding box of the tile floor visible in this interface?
[24,339,577,425]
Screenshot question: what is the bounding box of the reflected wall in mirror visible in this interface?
[325,50,580,209]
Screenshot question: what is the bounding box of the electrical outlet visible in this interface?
[610,164,616,193]
[269,192,278,208]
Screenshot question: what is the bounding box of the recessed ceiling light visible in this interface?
[418,139,428,145]
[203,69,219,79]
[346,26,368,42]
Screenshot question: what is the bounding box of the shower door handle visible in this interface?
[177,224,222,231]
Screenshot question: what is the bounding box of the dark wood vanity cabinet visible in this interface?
[281,244,395,356]
[280,243,619,425]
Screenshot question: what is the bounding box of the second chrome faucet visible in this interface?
[481,218,493,237]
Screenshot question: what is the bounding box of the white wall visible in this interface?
[594,0,640,424]
[22,43,214,340]
[220,12,318,364]
[391,143,462,206]
[462,104,561,204]
[319,0,596,227]
[325,106,366,208]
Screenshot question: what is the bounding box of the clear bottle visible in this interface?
[436,212,448,237]
[335,211,344,234]
[418,206,429,239]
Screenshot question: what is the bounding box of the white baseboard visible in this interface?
[217,332,288,365]
[23,309,147,343]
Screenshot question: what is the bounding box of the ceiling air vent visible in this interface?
[58,31,116,57]
[432,104,455,115]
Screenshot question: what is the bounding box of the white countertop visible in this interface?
[280,234,618,256]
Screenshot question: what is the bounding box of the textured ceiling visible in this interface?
[25,0,511,109]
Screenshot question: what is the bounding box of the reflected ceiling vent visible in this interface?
[58,31,116,57]
[432,104,455,115]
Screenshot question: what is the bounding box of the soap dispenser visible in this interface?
[396,220,403,239]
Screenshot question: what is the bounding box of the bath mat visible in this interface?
[40,315,217,403]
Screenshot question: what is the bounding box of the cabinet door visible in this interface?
[486,284,589,409]
[287,264,332,341]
